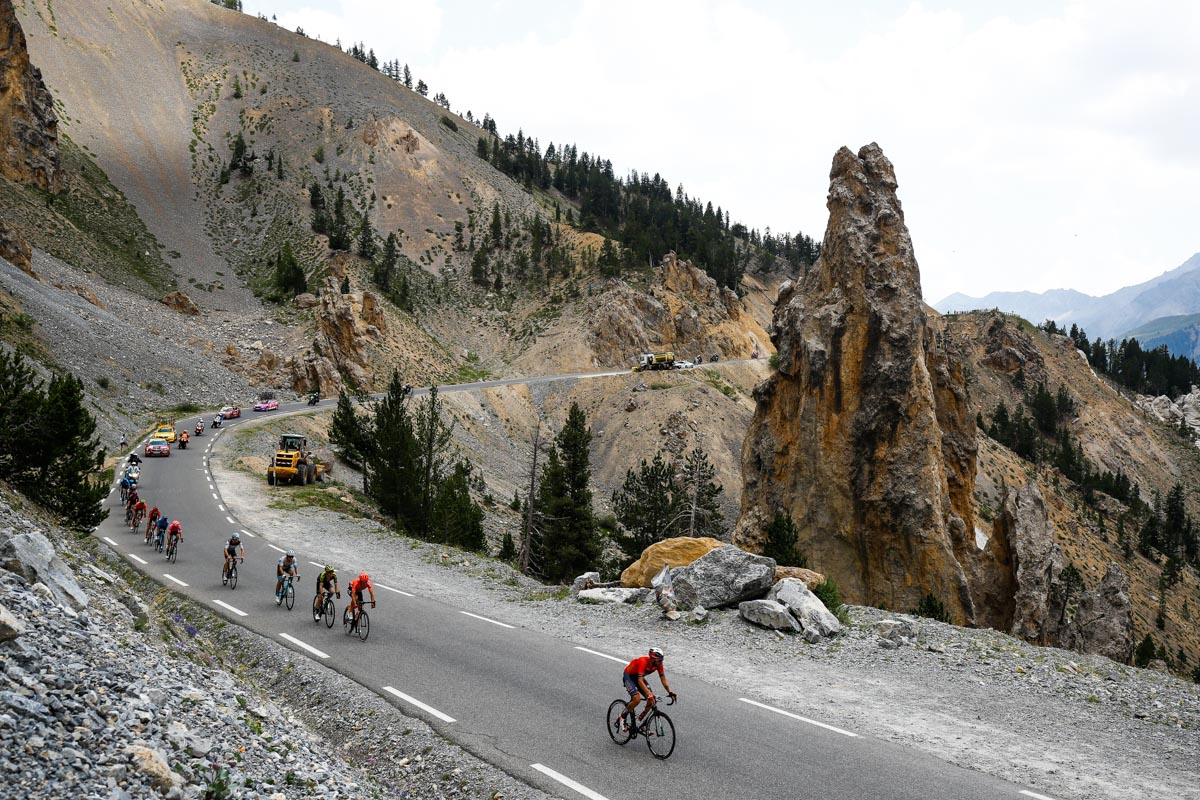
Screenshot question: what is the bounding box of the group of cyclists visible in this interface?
[119,454,184,555]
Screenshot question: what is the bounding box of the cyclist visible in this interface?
[315,564,340,605]
[166,519,183,552]
[118,474,129,503]
[131,498,147,530]
[155,514,169,546]
[124,488,140,522]
[347,572,375,625]
[223,531,245,578]
[145,506,160,541]
[621,647,676,734]
[275,549,300,603]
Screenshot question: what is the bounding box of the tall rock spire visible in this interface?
[735,143,982,623]
[0,0,59,191]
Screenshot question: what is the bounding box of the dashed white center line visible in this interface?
[218,504,226,512]
[1019,792,1060,800]
[212,599,248,617]
[265,543,286,554]
[738,698,858,738]
[163,574,188,587]
[102,536,119,546]
[459,610,514,629]
[530,764,610,800]
[574,646,626,665]
[225,516,236,525]
[308,561,324,569]
[279,632,329,659]
[381,686,455,723]
[127,553,147,565]
[376,583,414,597]
[211,492,219,500]
[239,529,255,538]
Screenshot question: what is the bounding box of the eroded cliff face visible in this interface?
[587,252,771,366]
[0,0,58,190]
[735,143,985,623]
[286,272,386,394]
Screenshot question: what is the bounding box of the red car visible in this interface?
[253,399,279,412]
[144,439,171,457]
[219,405,241,419]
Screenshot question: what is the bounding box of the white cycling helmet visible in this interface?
[231,531,240,540]
[285,549,295,557]
[648,646,664,660]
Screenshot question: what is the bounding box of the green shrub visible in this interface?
[910,593,950,623]
[1134,633,1156,668]
[96,376,111,390]
[169,402,202,415]
[439,115,458,132]
[762,510,807,567]
[812,577,840,611]
[768,353,779,369]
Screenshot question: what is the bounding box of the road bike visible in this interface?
[342,601,373,641]
[222,558,241,590]
[154,527,166,553]
[606,695,676,759]
[130,509,145,531]
[312,590,337,628]
[165,534,179,563]
[145,518,158,545]
[276,573,298,610]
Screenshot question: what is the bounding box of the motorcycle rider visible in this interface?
[212,413,223,429]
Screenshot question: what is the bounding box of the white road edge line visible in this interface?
[376,583,414,597]
[212,599,248,617]
[211,493,219,500]
[381,686,455,723]
[102,537,119,546]
[530,764,610,800]
[308,561,324,569]
[574,646,626,665]
[225,516,236,524]
[163,574,188,587]
[218,504,226,512]
[738,698,858,738]
[279,633,329,659]
[1019,792,1060,800]
[459,610,515,629]
[127,554,147,565]
[265,543,286,553]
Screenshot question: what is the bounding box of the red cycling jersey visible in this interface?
[624,656,664,678]
[167,520,182,535]
[133,501,147,512]
[349,576,372,595]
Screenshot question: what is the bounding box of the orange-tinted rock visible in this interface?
[0,2,59,190]
[620,536,724,588]
[160,291,200,316]
[772,566,825,590]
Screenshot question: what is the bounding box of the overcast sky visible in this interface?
[240,0,1199,304]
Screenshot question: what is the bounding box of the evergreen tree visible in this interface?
[413,387,455,538]
[536,403,601,582]
[1134,633,1157,667]
[416,79,428,96]
[376,232,399,291]
[612,451,681,563]
[364,372,420,526]
[498,530,516,561]
[340,275,351,294]
[272,242,306,297]
[762,510,805,567]
[677,447,724,538]
[357,214,376,260]
[329,187,351,250]
[432,460,485,551]
[328,389,373,470]
[402,64,412,88]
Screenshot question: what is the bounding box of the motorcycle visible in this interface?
[212,415,222,428]
[194,424,204,436]
[307,392,320,406]
[124,466,141,483]
[402,383,413,399]
[178,436,188,450]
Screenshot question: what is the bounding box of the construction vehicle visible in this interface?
[632,351,676,372]
[266,433,328,485]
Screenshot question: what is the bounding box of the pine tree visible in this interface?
[536,403,600,582]
[272,242,306,297]
[498,530,516,561]
[762,511,805,567]
[1134,633,1156,667]
[402,64,412,88]
[357,214,376,260]
[413,386,455,538]
[677,447,724,538]
[329,187,350,250]
[328,389,373,470]
[416,79,428,96]
[364,372,420,524]
[432,460,485,551]
[612,451,681,563]
[376,232,399,291]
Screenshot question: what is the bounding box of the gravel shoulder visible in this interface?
[212,415,1200,800]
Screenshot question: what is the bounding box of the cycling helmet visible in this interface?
[324,564,335,573]
[358,572,370,583]
[231,531,240,540]
[648,647,664,660]
[285,549,295,557]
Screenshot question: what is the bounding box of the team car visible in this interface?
[154,424,177,443]
[219,405,241,419]
[144,439,171,457]
[253,399,280,412]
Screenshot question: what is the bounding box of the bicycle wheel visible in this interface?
[312,595,323,623]
[643,711,675,759]
[284,581,295,610]
[167,542,177,563]
[229,564,238,590]
[356,610,370,641]
[323,597,336,629]
[607,700,633,745]
[342,606,353,634]
[221,565,228,586]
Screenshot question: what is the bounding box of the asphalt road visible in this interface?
[93,364,1062,800]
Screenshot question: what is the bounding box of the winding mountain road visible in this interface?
[92,365,1062,800]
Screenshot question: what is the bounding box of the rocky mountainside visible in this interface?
[0,0,55,192]
[735,143,1200,669]
[936,252,1200,341]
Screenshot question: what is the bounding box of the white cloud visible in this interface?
[243,0,1200,303]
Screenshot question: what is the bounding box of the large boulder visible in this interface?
[672,545,776,610]
[739,599,799,632]
[0,602,23,642]
[767,578,841,640]
[0,528,87,610]
[620,536,724,588]
[772,566,826,589]
[578,587,646,605]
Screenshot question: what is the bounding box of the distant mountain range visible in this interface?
[935,253,1200,356]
